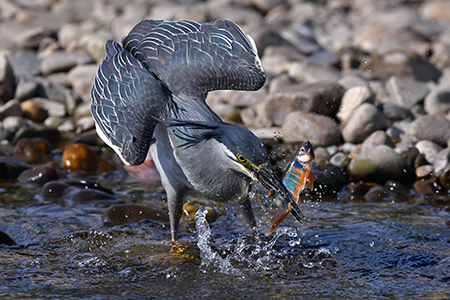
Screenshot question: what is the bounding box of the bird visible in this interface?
[90,19,305,242]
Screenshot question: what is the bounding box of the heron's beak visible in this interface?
[254,163,305,223]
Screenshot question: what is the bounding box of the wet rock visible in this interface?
[65,187,116,204]
[39,181,70,199]
[312,165,349,194]
[341,103,388,144]
[413,180,436,195]
[424,86,450,115]
[20,100,48,123]
[345,182,371,197]
[0,156,30,179]
[182,199,226,224]
[416,165,434,178]
[407,115,450,147]
[0,52,16,104]
[361,130,395,153]
[12,126,60,144]
[348,145,415,184]
[103,204,170,227]
[14,137,51,164]
[0,99,22,119]
[415,140,443,165]
[18,165,58,185]
[62,143,98,173]
[364,185,395,202]
[281,111,340,147]
[40,51,93,76]
[0,230,16,246]
[337,85,374,123]
[385,76,429,109]
[62,143,114,173]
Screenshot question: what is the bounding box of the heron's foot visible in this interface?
[170,242,187,254]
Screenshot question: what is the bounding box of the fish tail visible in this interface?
[266,206,292,235]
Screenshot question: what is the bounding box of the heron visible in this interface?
[90,19,304,242]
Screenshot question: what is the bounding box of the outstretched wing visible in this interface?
[90,40,168,166]
[122,19,266,100]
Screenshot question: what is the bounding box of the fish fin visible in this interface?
[266,206,292,235]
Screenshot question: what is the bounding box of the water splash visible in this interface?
[195,206,241,275]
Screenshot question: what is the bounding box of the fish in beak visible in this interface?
[266,140,315,235]
[254,162,305,223]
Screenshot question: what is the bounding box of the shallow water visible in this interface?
[1,175,450,299]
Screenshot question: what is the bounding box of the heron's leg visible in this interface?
[238,198,257,232]
[166,186,184,243]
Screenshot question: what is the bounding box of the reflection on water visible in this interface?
[1,177,450,299]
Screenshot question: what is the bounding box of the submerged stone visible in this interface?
[182,199,226,224]
[103,204,169,226]
[18,165,58,185]
[39,181,70,199]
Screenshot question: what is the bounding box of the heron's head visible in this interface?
[216,125,304,221]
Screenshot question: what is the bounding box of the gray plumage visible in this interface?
[91,19,303,242]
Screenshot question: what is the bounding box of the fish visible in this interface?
[267,140,314,235]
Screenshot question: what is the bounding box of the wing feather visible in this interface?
[90,40,168,166]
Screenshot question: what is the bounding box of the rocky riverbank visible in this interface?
[1,0,450,230]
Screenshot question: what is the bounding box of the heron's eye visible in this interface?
[237,154,246,163]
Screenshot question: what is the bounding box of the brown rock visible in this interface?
[21,100,48,123]
[62,143,97,172]
[14,137,51,164]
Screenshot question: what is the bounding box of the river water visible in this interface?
[1,174,450,299]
